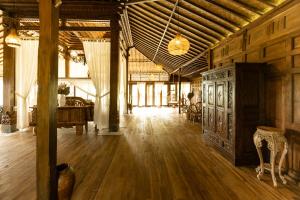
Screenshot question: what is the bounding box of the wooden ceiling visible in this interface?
[18,19,110,51]
[126,0,288,77]
[129,47,166,74]
[0,0,289,78]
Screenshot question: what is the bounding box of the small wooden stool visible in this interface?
[253,126,288,187]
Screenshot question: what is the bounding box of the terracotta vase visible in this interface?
[57,163,75,200]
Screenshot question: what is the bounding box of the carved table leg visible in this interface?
[270,141,278,187]
[278,140,288,185]
[254,133,264,180]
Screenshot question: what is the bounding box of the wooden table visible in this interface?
[30,106,89,135]
[253,126,288,187]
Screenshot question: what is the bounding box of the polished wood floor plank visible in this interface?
[0,107,299,200]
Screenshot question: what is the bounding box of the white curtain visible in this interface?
[155,82,163,106]
[15,40,39,129]
[83,41,110,130]
[119,51,127,114]
[137,82,145,106]
[60,79,96,102]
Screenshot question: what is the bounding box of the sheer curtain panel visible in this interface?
[15,40,39,129]
[83,41,110,130]
[119,51,127,114]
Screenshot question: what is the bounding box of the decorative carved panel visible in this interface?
[208,108,215,132]
[203,84,206,103]
[216,109,226,138]
[208,84,214,105]
[228,114,233,142]
[216,83,225,107]
[228,81,233,109]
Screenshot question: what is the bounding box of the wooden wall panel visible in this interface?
[246,50,260,62]
[263,41,286,61]
[211,1,300,184]
[265,77,284,128]
[294,36,300,49]
[293,74,300,124]
[292,54,300,68]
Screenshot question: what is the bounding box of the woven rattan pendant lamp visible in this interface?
[5,27,21,48]
[168,0,190,56]
[5,0,21,48]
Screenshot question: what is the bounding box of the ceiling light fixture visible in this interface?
[168,0,190,56]
[5,0,21,48]
[5,27,21,48]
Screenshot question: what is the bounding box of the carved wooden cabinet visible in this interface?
[202,63,265,166]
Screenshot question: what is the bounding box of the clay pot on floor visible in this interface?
[57,163,75,200]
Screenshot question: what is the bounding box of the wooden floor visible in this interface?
[0,107,299,200]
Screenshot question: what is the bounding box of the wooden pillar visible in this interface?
[109,14,120,132]
[178,69,181,114]
[65,52,70,78]
[207,49,213,70]
[3,18,16,112]
[37,0,59,199]
[125,48,129,114]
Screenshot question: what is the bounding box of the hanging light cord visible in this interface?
[152,0,179,62]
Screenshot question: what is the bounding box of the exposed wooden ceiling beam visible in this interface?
[133,40,186,68]
[131,26,206,67]
[182,67,208,77]
[18,26,110,32]
[230,0,264,16]
[129,15,204,53]
[124,0,163,6]
[171,49,209,74]
[177,0,240,30]
[152,0,178,62]
[204,0,252,23]
[149,1,223,41]
[128,10,207,50]
[157,0,232,36]
[134,43,174,70]
[130,21,199,58]
[130,5,213,47]
[132,36,187,67]
[256,0,276,8]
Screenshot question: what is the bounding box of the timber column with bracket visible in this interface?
[36,0,59,199]
[109,14,120,132]
[3,15,16,112]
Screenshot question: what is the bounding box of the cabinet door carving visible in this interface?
[208,84,215,105]
[208,108,215,132]
[216,83,225,107]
